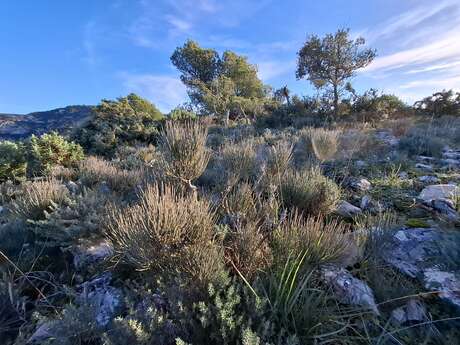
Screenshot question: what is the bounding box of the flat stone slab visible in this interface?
[419,184,459,202]
[385,228,460,309]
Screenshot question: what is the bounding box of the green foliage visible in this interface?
[28,132,84,176]
[75,94,163,156]
[280,166,341,216]
[296,28,376,116]
[414,89,460,116]
[169,106,198,121]
[171,40,268,122]
[0,141,27,182]
[350,88,408,119]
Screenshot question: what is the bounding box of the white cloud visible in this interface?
[400,74,460,90]
[364,30,460,73]
[257,60,295,81]
[164,15,192,33]
[119,72,187,112]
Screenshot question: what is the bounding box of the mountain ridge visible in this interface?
[0,105,94,140]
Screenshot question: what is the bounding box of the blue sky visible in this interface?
[1,0,460,114]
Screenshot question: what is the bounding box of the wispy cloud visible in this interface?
[82,21,98,66]
[360,0,460,98]
[119,72,187,112]
[257,60,296,81]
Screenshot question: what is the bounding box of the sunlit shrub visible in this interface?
[0,141,27,182]
[28,132,84,176]
[11,179,69,220]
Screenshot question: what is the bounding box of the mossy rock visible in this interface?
[405,218,430,228]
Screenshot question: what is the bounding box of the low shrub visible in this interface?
[398,128,445,157]
[105,183,224,290]
[28,132,84,176]
[280,166,341,216]
[159,120,210,194]
[0,141,27,182]
[11,179,69,220]
[272,213,349,271]
[296,127,340,162]
[221,139,258,185]
[78,156,144,194]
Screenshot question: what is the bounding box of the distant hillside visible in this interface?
[0,105,94,140]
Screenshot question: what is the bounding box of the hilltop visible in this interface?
[0,105,93,140]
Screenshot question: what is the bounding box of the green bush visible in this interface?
[28,132,84,175]
[75,93,163,157]
[280,166,341,216]
[0,141,27,182]
[169,106,198,121]
[414,89,460,116]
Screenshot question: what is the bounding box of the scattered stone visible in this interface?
[423,269,460,308]
[66,180,79,194]
[415,163,433,172]
[430,199,460,222]
[346,177,372,192]
[77,272,123,326]
[417,156,435,163]
[355,160,367,168]
[0,205,4,214]
[360,195,372,210]
[98,181,111,195]
[443,149,460,160]
[28,321,60,343]
[441,158,460,168]
[419,184,459,202]
[390,299,427,325]
[418,175,439,184]
[385,228,460,309]
[398,171,409,180]
[375,131,399,146]
[321,265,379,314]
[336,200,362,218]
[71,239,114,270]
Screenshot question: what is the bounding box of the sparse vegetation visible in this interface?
[1,25,460,345]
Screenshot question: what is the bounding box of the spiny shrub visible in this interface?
[280,166,341,216]
[105,183,224,289]
[11,179,69,220]
[29,132,84,176]
[0,141,27,182]
[272,213,349,271]
[78,156,144,194]
[159,120,210,194]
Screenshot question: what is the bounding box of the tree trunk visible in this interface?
[333,84,339,117]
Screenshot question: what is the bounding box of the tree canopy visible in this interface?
[171,40,268,123]
[296,28,376,116]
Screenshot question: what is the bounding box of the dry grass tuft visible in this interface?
[220,139,258,185]
[78,156,144,193]
[11,179,69,220]
[159,120,210,193]
[105,183,223,288]
[298,128,340,162]
[272,213,350,270]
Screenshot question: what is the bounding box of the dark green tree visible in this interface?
[296,28,376,116]
[171,40,267,123]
